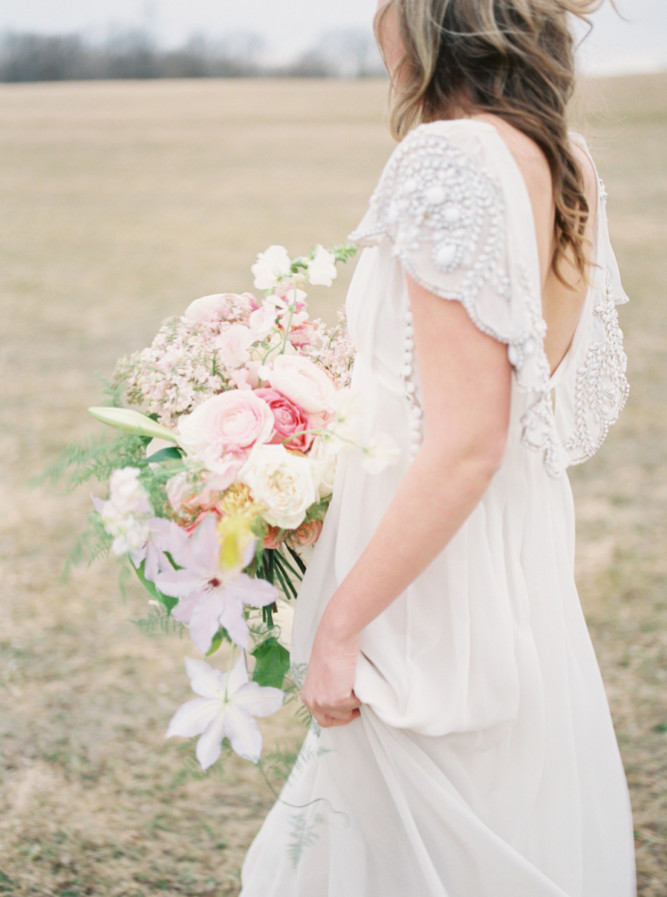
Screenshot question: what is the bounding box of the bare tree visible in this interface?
[287,29,384,78]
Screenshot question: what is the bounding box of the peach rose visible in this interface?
[263,526,286,549]
[285,518,323,549]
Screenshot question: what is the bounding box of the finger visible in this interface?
[317,708,361,728]
[324,706,360,720]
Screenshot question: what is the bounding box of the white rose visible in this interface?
[307,245,338,287]
[251,245,292,291]
[262,355,336,414]
[240,444,319,530]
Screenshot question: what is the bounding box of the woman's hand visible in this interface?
[300,614,361,729]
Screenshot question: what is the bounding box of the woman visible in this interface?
[241,1,635,894]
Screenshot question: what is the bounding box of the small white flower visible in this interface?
[215,323,253,369]
[251,245,292,291]
[270,288,308,311]
[362,432,400,474]
[240,444,320,530]
[249,301,278,341]
[308,436,340,499]
[307,245,338,287]
[102,508,151,557]
[327,388,363,443]
[167,656,284,768]
[107,467,151,516]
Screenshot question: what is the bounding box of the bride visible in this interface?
[241,1,636,894]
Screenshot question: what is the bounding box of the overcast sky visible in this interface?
[1,0,666,74]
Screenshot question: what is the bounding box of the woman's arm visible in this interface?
[301,274,513,728]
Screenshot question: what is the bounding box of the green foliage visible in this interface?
[206,628,232,657]
[258,745,300,786]
[283,664,312,726]
[144,446,183,465]
[330,242,358,264]
[287,811,325,870]
[305,497,331,523]
[37,430,149,493]
[62,509,112,576]
[133,560,178,613]
[251,636,290,688]
[260,548,304,602]
[130,603,185,639]
[168,741,232,789]
[97,374,127,408]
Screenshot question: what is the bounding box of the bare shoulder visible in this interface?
[568,136,599,212]
[470,113,552,197]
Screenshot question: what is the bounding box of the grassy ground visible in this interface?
[0,75,665,895]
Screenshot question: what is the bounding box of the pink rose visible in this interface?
[177,390,274,475]
[254,387,313,452]
[285,518,323,549]
[261,355,335,414]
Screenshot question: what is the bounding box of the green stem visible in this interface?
[279,285,298,355]
[223,644,238,703]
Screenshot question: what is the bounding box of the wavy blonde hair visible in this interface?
[376,0,614,282]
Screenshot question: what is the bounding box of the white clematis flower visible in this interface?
[251,245,292,291]
[167,655,284,768]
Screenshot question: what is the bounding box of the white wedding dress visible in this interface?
[240,120,636,897]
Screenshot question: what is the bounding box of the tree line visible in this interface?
[0,29,385,82]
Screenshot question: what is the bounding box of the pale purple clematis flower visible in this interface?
[154,516,278,653]
[167,655,284,767]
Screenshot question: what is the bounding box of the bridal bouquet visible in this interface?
[73,243,397,771]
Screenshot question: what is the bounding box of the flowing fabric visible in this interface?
[240,120,635,897]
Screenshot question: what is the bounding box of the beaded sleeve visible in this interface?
[350,124,567,476]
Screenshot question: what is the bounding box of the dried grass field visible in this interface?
[0,75,665,896]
